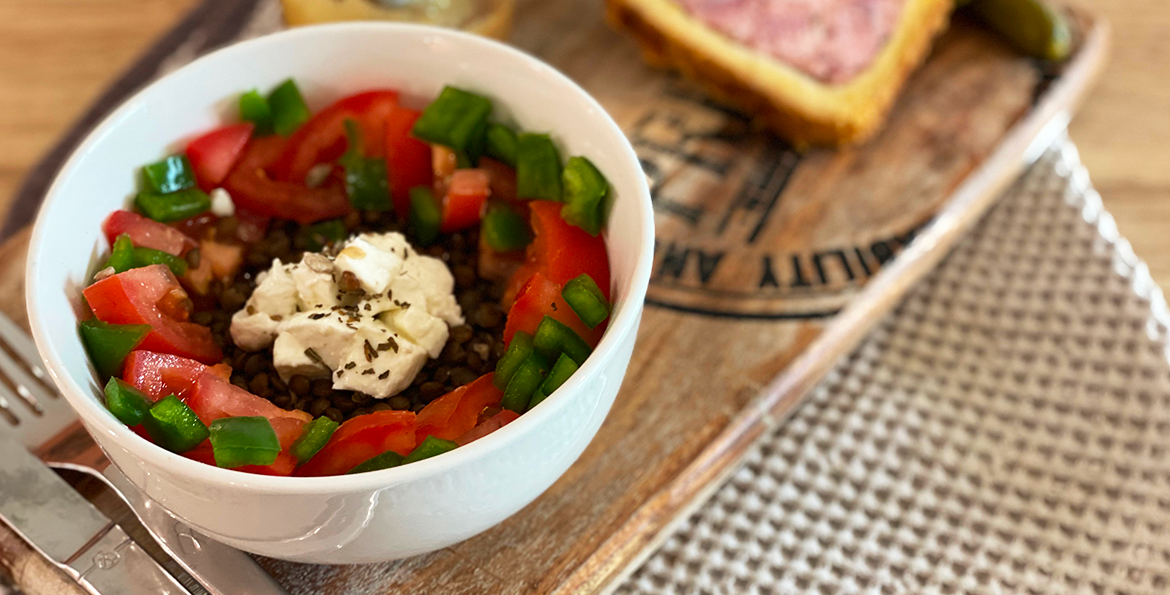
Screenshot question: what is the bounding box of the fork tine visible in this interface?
[0,310,52,387]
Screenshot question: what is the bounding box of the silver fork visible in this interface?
[0,311,287,595]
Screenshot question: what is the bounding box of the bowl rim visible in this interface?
[26,21,654,494]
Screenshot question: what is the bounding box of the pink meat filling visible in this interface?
[676,0,907,84]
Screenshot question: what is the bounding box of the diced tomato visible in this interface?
[503,272,605,347]
[103,210,197,257]
[295,410,416,477]
[185,123,254,191]
[501,201,611,307]
[270,90,400,184]
[84,265,222,363]
[479,157,520,205]
[440,169,490,233]
[384,106,433,217]
[121,350,228,401]
[186,372,310,449]
[168,212,219,242]
[182,239,243,295]
[415,374,503,443]
[184,441,298,476]
[222,135,351,224]
[456,409,521,446]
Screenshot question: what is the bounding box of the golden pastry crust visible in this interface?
[605,0,955,147]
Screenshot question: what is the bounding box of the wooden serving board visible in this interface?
[0,1,1108,594]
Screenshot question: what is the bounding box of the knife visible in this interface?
[0,435,191,595]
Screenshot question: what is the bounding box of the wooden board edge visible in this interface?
[556,10,1112,595]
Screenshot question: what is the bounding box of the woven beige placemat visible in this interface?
[615,140,1170,595]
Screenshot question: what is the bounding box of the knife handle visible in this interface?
[0,523,87,595]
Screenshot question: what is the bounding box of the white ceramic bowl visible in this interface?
[26,23,652,564]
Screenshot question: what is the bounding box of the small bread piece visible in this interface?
[606,0,955,147]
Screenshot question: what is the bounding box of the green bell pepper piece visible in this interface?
[516,133,562,201]
[239,89,274,135]
[339,119,392,211]
[533,315,592,366]
[268,78,311,136]
[562,273,610,329]
[494,331,534,390]
[485,123,518,167]
[132,247,187,277]
[80,319,150,378]
[409,186,442,246]
[402,435,459,465]
[103,233,136,274]
[143,395,209,453]
[209,416,281,468]
[347,450,405,474]
[141,155,196,195]
[502,351,550,413]
[560,156,608,236]
[103,378,153,427]
[529,353,578,410]
[290,416,339,464]
[481,206,531,252]
[411,86,493,156]
[136,188,211,223]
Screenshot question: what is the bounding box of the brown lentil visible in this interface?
[195,211,510,421]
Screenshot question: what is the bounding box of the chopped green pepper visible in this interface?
[339,119,391,211]
[409,186,442,246]
[239,89,274,135]
[268,78,311,136]
[485,123,518,167]
[290,416,339,464]
[562,273,610,329]
[136,188,211,223]
[533,316,592,366]
[209,416,280,468]
[411,86,493,156]
[516,134,562,201]
[104,378,153,427]
[502,351,550,413]
[560,156,608,236]
[143,395,209,454]
[141,155,196,195]
[481,206,531,252]
[402,435,459,465]
[347,450,404,474]
[103,233,136,274]
[529,353,579,410]
[299,219,349,252]
[494,331,534,390]
[132,246,187,277]
[80,319,150,378]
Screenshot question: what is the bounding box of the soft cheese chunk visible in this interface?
[228,231,464,398]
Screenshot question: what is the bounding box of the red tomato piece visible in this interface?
[121,350,228,401]
[222,136,351,224]
[527,201,611,298]
[270,90,400,183]
[295,410,416,477]
[103,210,197,256]
[185,123,254,191]
[186,372,310,449]
[415,373,503,443]
[184,441,298,476]
[440,169,490,233]
[503,272,605,347]
[84,265,222,363]
[455,409,521,446]
[384,106,433,217]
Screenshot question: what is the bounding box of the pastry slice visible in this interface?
[606,0,955,146]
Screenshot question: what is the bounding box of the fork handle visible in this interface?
[0,524,87,595]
